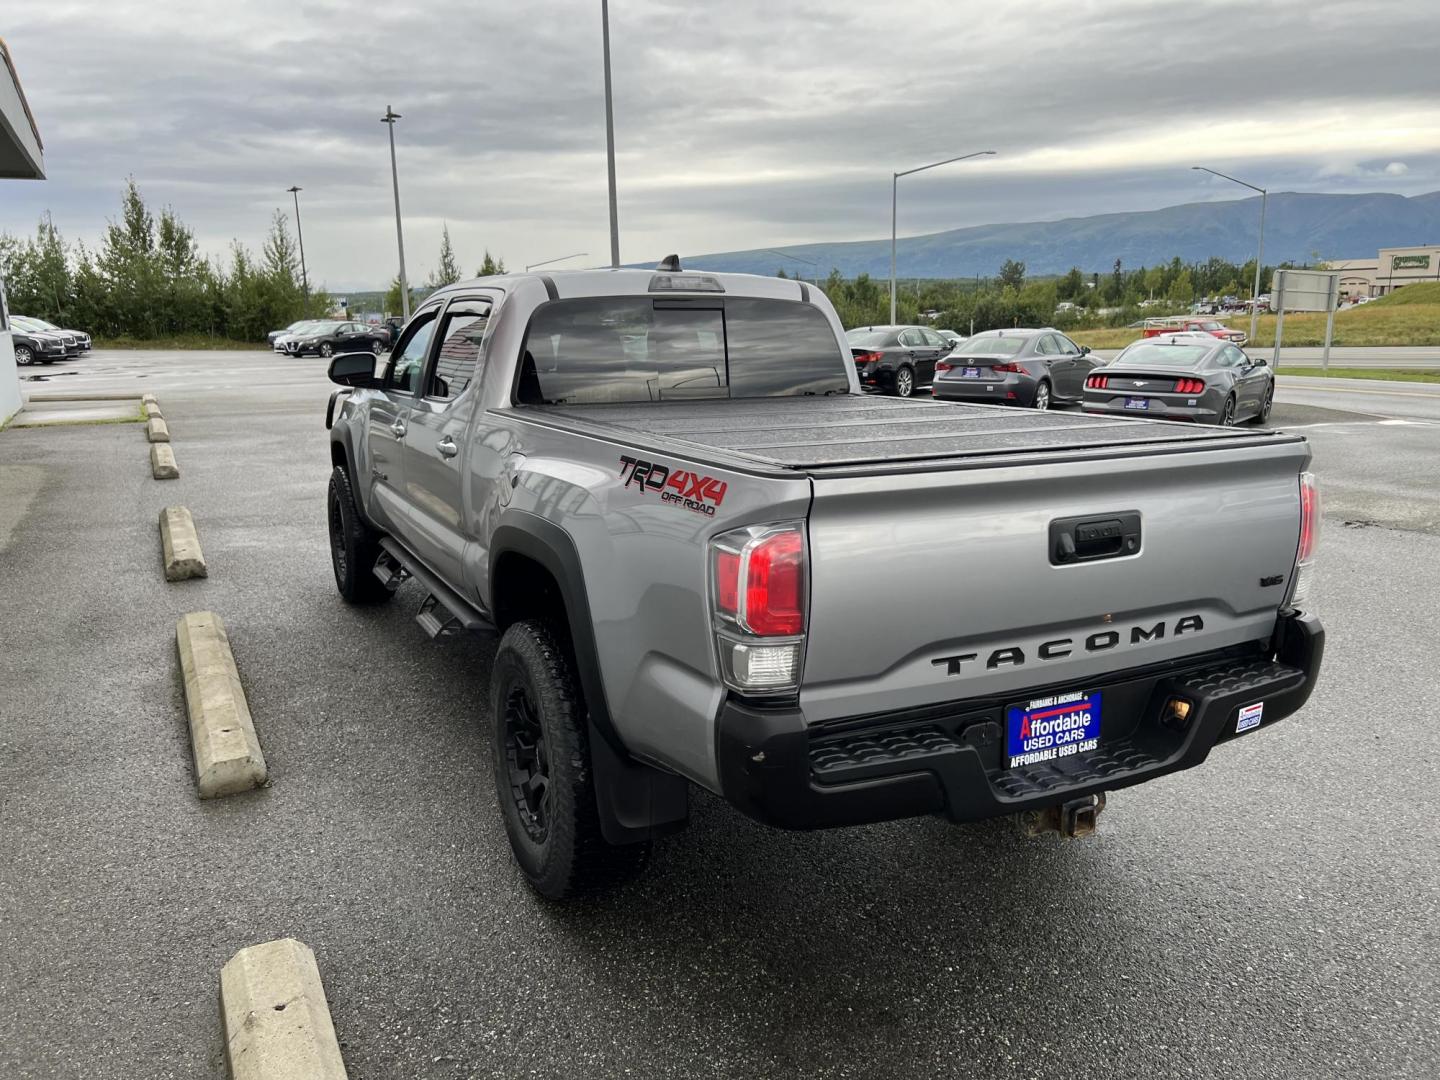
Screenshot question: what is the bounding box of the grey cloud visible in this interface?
[4,0,1438,289]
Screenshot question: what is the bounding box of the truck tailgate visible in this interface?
[800,437,1310,723]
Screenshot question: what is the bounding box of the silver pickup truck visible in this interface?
[325,264,1324,899]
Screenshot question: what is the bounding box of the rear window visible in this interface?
[952,334,1025,356]
[845,328,896,349]
[1115,343,1212,367]
[518,297,849,404]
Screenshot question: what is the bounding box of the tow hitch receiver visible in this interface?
[1019,793,1107,839]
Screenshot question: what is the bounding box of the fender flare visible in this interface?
[489,512,689,843]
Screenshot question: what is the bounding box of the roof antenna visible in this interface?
[657,254,682,272]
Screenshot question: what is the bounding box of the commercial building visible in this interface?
[1328,244,1440,301]
[1,37,46,424]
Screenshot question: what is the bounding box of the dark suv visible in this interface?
[8,319,70,365]
[845,324,953,397]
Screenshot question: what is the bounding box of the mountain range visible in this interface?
[652,191,1440,280]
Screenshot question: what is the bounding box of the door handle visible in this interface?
[390,420,407,438]
[437,436,459,459]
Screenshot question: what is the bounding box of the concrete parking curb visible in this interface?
[151,443,180,479]
[144,400,163,419]
[176,611,266,798]
[220,938,348,1080]
[159,506,207,581]
[147,416,171,442]
[23,390,142,403]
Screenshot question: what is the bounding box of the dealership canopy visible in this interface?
[0,38,44,179]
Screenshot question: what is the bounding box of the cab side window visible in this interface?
[427,301,493,400]
[386,309,438,394]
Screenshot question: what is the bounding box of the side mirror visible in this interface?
[328,351,381,388]
[1252,357,1267,367]
[1080,345,1091,355]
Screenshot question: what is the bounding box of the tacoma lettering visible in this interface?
[934,615,1206,677]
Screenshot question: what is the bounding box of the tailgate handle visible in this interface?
[1050,511,1141,565]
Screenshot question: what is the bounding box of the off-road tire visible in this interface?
[327,465,392,604]
[491,620,650,900]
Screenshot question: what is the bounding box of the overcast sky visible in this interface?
[4,0,1439,290]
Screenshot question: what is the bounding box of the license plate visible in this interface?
[1124,397,1149,410]
[1005,691,1101,768]
[962,367,981,378]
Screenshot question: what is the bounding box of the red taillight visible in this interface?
[991,362,1024,374]
[1086,374,1110,390]
[711,525,807,637]
[715,550,740,616]
[935,359,952,373]
[1174,378,1205,394]
[853,351,883,365]
[1298,472,1320,564]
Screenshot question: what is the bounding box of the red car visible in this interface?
[1142,317,1247,346]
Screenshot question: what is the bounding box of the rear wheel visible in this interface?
[1254,386,1274,425]
[1032,380,1052,411]
[892,365,915,398]
[1220,394,1237,426]
[327,465,392,604]
[14,345,32,366]
[491,620,650,900]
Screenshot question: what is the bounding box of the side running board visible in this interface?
[376,538,496,639]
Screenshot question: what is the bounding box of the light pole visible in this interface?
[525,252,590,272]
[601,0,620,268]
[1193,165,1267,344]
[891,150,995,323]
[286,185,309,309]
[762,249,818,284]
[382,105,410,319]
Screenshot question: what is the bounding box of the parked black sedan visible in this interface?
[274,320,388,358]
[1081,334,1273,425]
[7,319,70,365]
[932,328,1099,410]
[846,324,953,397]
[14,315,90,353]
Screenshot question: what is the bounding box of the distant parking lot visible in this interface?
[2,350,1438,1078]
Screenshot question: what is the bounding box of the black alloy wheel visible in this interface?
[502,684,551,843]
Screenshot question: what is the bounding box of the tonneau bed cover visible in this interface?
[521,395,1299,474]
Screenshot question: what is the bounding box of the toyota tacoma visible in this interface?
[323,262,1324,899]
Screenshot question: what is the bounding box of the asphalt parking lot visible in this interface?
[3,350,1438,1079]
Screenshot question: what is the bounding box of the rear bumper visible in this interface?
[1083,395,1222,423]
[934,375,1035,405]
[716,611,1323,830]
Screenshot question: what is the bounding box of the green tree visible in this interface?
[476,249,506,276]
[429,223,462,287]
[384,275,407,316]
[998,259,1026,290]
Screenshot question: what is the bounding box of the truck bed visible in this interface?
[522,395,1299,475]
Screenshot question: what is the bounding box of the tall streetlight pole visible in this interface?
[525,252,590,272]
[762,249,819,284]
[286,185,309,309]
[1193,165,1267,344]
[382,105,410,319]
[891,150,996,323]
[601,0,620,268]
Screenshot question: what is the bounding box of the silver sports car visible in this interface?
[1081,334,1274,426]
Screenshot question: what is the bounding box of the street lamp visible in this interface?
[601,0,620,268]
[381,105,410,319]
[526,252,590,272]
[891,150,995,324]
[1193,165,1267,344]
[286,185,308,308]
[762,249,818,284]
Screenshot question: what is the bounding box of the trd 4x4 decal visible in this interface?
[618,456,728,516]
